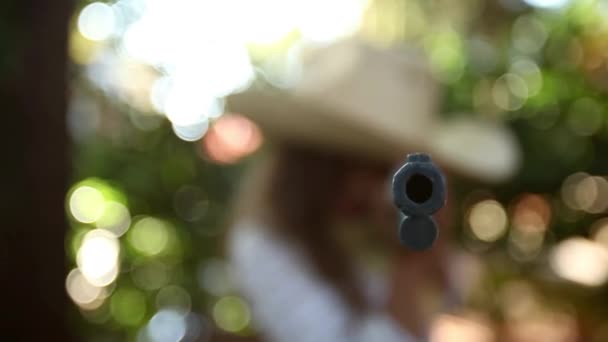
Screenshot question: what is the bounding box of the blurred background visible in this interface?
[4,0,608,341]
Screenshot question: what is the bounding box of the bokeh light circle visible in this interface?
[203,114,263,164]
[550,237,608,286]
[468,200,508,242]
[156,285,192,316]
[77,229,120,286]
[128,217,170,256]
[146,310,187,342]
[172,121,209,142]
[212,296,251,333]
[69,186,106,223]
[66,268,105,309]
[78,2,116,41]
[96,201,131,237]
[511,194,551,233]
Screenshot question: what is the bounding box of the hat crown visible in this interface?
[293,40,440,148]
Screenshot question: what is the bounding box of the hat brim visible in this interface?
[225,89,521,183]
[429,118,521,183]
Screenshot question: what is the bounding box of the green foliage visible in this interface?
[68,0,608,339]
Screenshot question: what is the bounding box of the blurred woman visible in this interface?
[223,39,519,341]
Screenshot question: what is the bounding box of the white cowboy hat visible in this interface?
[225,39,521,182]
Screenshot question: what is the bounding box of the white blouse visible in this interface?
[228,221,418,342]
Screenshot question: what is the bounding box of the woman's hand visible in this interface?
[386,248,450,338]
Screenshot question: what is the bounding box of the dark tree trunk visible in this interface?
[0,0,73,340]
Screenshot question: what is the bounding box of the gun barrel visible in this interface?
[392,153,446,216]
[392,153,446,250]
[398,214,438,251]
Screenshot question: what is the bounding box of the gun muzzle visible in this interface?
[392,153,446,250]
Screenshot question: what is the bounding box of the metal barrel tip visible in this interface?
[392,153,446,250]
